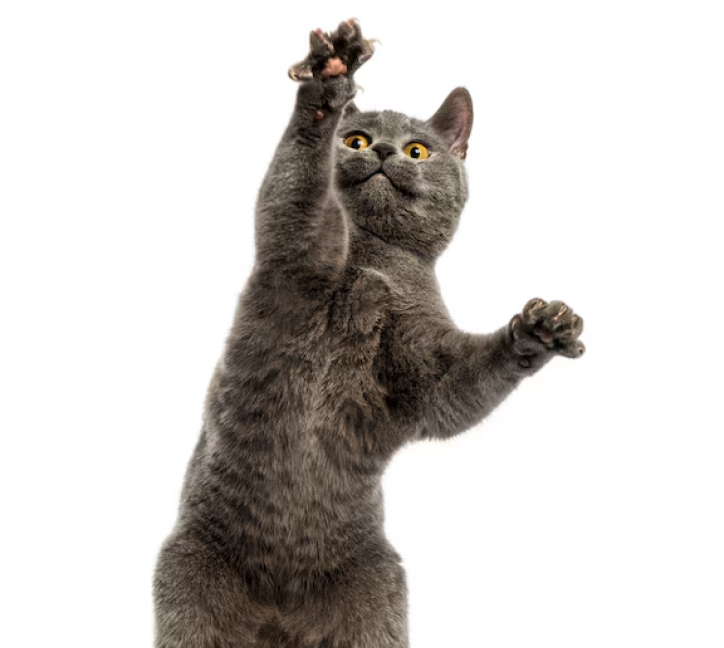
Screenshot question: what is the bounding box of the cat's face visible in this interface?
[334,88,473,260]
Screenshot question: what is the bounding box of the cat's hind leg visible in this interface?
[153,533,268,648]
[280,545,409,648]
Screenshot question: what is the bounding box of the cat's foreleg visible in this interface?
[417,299,585,440]
[253,20,375,285]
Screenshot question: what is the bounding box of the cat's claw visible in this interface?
[288,18,376,82]
[510,298,585,362]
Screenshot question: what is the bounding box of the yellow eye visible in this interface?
[404,142,429,159]
[343,134,370,150]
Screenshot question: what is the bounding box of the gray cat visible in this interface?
[153,19,585,648]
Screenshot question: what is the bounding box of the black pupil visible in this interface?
[351,137,363,149]
[410,146,421,158]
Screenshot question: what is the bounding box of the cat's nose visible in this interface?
[371,143,396,161]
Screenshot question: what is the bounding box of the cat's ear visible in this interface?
[427,87,473,160]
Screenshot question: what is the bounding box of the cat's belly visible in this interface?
[192,320,389,571]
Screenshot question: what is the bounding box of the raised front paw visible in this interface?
[288,18,376,82]
[510,298,585,366]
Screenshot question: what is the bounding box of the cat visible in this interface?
[153,19,585,648]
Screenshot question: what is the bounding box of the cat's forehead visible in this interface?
[341,110,438,144]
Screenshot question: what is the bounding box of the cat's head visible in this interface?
[334,88,473,261]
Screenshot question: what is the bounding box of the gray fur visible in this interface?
[153,20,584,648]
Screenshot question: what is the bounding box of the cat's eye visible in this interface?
[344,134,371,150]
[404,143,429,160]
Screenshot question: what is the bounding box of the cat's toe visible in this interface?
[288,57,312,81]
[331,18,359,46]
[310,27,335,56]
[522,298,548,325]
[330,19,375,66]
[559,340,586,358]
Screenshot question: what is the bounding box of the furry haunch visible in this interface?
[154,19,584,648]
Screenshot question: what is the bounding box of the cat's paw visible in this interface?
[348,268,394,335]
[331,268,395,336]
[288,19,376,83]
[509,298,585,366]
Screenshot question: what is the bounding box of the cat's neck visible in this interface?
[347,219,434,278]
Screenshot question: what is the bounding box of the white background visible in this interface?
[1,1,723,647]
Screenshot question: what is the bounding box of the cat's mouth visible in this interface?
[361,168,408,193]
[361,168,387,183]
[337,163,417,198]
[359,168,416,198]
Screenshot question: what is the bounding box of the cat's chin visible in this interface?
[365,171,389,185]
[336,168,422,222]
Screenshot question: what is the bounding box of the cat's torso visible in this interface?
[173,224,451,589]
